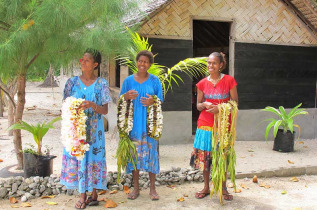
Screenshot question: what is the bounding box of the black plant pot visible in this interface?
[273,129,295,152]
[23,153,57,178]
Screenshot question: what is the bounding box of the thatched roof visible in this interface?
[286,0,317,33]
[125,0,172,27]
[132,0,317,35]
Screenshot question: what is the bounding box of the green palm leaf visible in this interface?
[262,103,307,140]
[265,119,276,140]
[288,103,303,117]
[7,117,61,155]
[262,106,281,117]
[287,118,294,133]
[278,106,288,121]
[273,120,282,138]
[116,28,208,96]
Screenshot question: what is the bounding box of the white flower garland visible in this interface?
[61,97,89,161]
[117,95,134,134]
[147,95,163,140]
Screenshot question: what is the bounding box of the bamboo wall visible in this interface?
[139,0,317,45]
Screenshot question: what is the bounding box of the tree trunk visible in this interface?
[13,73,26,169]
[8,102,14,136]
[0,90,3,117]
[39,65,58,87]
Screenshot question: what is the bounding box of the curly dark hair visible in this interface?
[136,50,154,64]
[84,48,102,70]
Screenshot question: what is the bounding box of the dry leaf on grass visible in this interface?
[228,183,234,188]
[20,202,32,207]
[109,190,118,195]
[10,205,19,208]
[0,159,3,162]
[253,175,258,183]
[281,190,287,194]
[290,177,299,182]
[240,184,249,189]
[288,160,294,164]
[98,190,107,195]
[41,195,56,199]
[183,194,188,197]
[298,141,304,144]
[9,197,18,204]
[264,185,271,189]
[104,199,117,208]
[234,189,241,193]
[177,197,185,202]
[46,201,58,205]
[123,186,130,194]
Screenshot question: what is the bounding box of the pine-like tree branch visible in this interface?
[25,52,40,69]
[0,78,16,109]
[0,20,11,28]
[0,26,8,31]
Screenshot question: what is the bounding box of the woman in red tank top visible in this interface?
[190,52,238,201]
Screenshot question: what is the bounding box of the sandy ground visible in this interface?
[0,175,317,209]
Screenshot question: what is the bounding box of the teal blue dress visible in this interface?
[60,76,111,193]
[120,74,164,174]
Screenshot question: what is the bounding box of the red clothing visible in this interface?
[196,74,237,127]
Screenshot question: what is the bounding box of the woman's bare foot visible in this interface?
[222,187,233,201]
[127,188,140,200]
[149,189,159,200]
[75,193,86,209]
[86,188,99,206]
[195,187,210,199]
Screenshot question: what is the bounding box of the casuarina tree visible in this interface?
[0,0,141,168]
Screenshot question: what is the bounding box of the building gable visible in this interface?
[139,0,317,45]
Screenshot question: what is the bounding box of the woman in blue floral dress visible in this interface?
[60,49,111,209]
[120,50,163,200]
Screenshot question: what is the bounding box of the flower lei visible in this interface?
[61,97,89,161]
[116,95,137,183]
[117,95,134,134]
[147,95,163,140]
[211,100,238,204]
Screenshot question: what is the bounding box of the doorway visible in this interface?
[192,20,231,134]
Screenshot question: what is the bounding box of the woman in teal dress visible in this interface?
[60,49,111,209]
[120,50,163,200]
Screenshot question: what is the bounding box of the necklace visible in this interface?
[208,74,221,87]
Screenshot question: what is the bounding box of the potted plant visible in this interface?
[262,103,308,152]
[8,117,61,177]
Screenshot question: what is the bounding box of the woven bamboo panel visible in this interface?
[139,0,317,45]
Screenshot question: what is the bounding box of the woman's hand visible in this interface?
[206,104,219,114]
[140,94,154,106]
[124,90,138,100]
[203,102,213,110]
[79,100,94,110]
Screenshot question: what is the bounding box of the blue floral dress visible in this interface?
[120,74,164,174]
[60,76,111,193]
